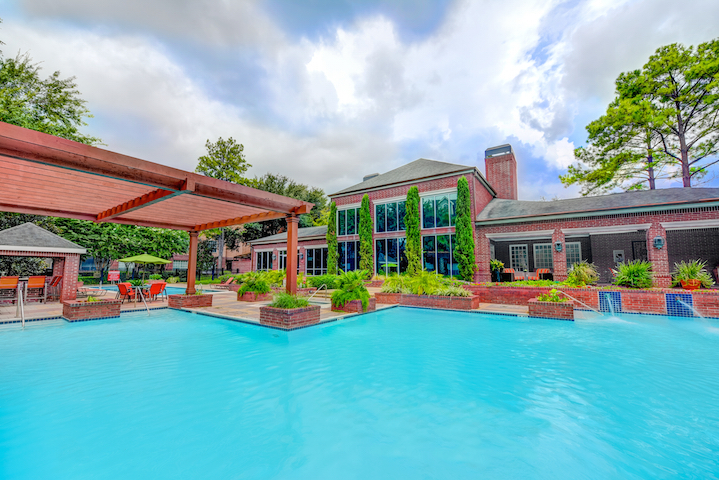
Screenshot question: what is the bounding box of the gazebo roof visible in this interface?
[0,222,86,254]
[0,122,313,231]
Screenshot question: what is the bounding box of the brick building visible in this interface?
[249,144,719,286]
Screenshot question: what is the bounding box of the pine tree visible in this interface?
[455,177,476,281]
[358,195,373,276]
[404,186,421,276]
[327,202,338,274]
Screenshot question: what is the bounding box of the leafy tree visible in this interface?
[195,137,251,184]
[454,177,476,281]
[358,195,373,275]
[564,39,719,190]
[326,202,338,274]
[0,214,58,276]
[0,52,100,145]
[404,186,421,276]
[196,238,217,277]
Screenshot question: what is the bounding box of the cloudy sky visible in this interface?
[2,0,718,198]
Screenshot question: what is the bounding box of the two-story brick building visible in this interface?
[249,144,719,286]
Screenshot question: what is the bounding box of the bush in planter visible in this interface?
[537,289,567,302]
[270,293,310,309]
[405,271,443,296]
[563,260,599,287]
[166,276,180,284]
[331,270,371,311]
[671,260,714,289]
[238,278,271,296]
[490,259,504,282]
[611,260,653,289]
[308,274,339,290]
[149,274,163,280]
[380,275,408,294]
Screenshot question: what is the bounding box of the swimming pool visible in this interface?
[1,308,717,478]
[96,284,217,295]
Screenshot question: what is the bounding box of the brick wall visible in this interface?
[168,294,213,308]
[238,291,273,302]
[62,299,121,321]
[332,297,376,314]
[528,299,574,321]
[667,228,719,281]
[484,152,518,200]
[259,305,321,328]
[374,293,480,310]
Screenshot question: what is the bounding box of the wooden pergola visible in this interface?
[0,122,311,298]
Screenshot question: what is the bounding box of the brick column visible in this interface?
[187,231,199,294]
[53,258,65,278]
[474,230,491,283]
[60,254,80,301]
[552,229,567,282]
[273,248,280,271]
[299,247,306,274]
[286,215,299,294]
[647,222,671,287]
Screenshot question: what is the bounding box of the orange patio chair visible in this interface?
[0,276,20,303]
[47,276,63,302]
[117,282,137,304]
[25,276,47,303]
[148,282,167,302]
[212,277,236,289]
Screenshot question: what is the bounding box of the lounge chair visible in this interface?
[0,276,20,303]
[212,277,236,289]
[117,282,137,304]
[148,282,167,302]
[528,269,551,281]
[47,276,63,301]
[536,268,552,280]
[25,276,47,303]
[501,268,515,282]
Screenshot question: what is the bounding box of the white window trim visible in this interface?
[374,200,406,234]
[419,187,457,197]
[373,195,407,205]
[420,192,457,230]
[533,243,554,270]
[509,244,529,271]
[253,247,275,253]
[566,242,582,266]
[337,207,360,237]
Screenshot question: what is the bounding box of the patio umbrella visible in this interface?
[118,254,171,304]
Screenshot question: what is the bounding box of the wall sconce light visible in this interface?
[653,236,665,249]
[272,253,277,260]
[554,241,563,252]
[299,253,304,260]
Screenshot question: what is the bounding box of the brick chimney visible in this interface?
[484,144,518,200]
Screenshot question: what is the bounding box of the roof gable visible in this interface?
[0,222,86,253]
[249,225,328,245]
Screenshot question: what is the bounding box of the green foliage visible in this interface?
[404,186,422,276]
[380,275,407,293]
[382,272,471,296]
[129,279,145,287]
[537,289,567,302]
[331,270,371,311]
[671,260,714,288]
[484,280,558,287]
[238,279,270,295]
[307,274,339,290]
[359,195,373,274]
[0,52,100,145]
[195,137,251,184]
[454,177,476,281]
[166,276,180,284]
[149,274,163,280]
[405,270,443,295]
[86,296,98,303]
[269,293,310,309]
[78,276,99,285]
[563,261,599,287]
[612,260,654,289]
[490,259,504,272]
[434,285,471,297]
[327,202,338,275]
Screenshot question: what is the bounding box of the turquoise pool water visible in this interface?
[1,308,718,479]
[96,284,217,295]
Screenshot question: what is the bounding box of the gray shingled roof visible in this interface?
[331,158,492,196]
[477,187,719,223]
[249,225,328,245]
[0,222,86,252]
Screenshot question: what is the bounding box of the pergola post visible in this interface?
[187,231,199,295]
[286,215,299,295]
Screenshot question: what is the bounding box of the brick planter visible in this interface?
[332,297,377,314]
[259,305,321,329]
[528,299,575,321]
[365,280,384,288]
[238,291,273,302]
[399,294,480,310]
[168,294,213,309]
[62,299,121,322]
[375,292,401,304]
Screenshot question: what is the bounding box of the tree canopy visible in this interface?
[562,38,719,193]
[195,137,251,184]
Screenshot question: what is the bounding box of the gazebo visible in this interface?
[0,223,86,301]
[0,122,313,299]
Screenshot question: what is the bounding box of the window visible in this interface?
[422,234,457,276]
[173,260,188,270]
[375,200,406,233]
[338,241,361,272]
[306,247,328,276]
[337,208,360,236]
[278,250,301,272]
[256,251,273,271]
[566,242,582,268]
[376,237,407,275]
[509,245,528,271]
[533,243,554,270]
[490,244,496,260]
[421,192,457,229]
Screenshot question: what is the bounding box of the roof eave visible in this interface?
[250,234,327,246]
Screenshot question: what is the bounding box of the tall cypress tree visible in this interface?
[404,186,421,276]
[455,176,476,281]
[326,201,338,274]
[359,194,374,276]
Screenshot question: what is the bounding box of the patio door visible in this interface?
[509,244,528,271]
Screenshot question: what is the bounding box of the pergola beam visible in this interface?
[194,210,291,231]
[96,188,180,222]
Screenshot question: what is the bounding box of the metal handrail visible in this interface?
[15,285,25,328]
[557,290,599,314]
[307,284,328,301]
[137,288,151,315]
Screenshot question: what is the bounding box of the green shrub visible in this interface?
[238,279,270,295]
[129,279,145,287]
[455,176,476,281]
[327,202,338,274]
[380,275,408,293]
[331,270,371,311]
[78,276,99,285]
[612,260,653,289]
[166,276,179,284]
[537,289,567,302]
[482,280,557,287]
[307,274,339,289]
[86,296,98,303]
[404,270,444,295]
[434,285,471,297]
[359,195,374,273]
[404,186,422,276]
[671,260,714,288]
[563,260,599,287]
[149,274,163,280]
[270,293,310,309]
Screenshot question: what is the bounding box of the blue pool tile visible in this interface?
[666,293,695,317]
[599,291,622,313]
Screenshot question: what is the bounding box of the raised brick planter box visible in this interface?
[376,293,479,310]
[332,297,377,314]
[259,305,321,329]
[62,299,121,322]
[375,292,401,304]
[168,294,213,309]
[528,299,575,321]
[238,291,273,302]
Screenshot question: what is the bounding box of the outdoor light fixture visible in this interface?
[555,241,563,252]
[653,236,665,249]
[272,253,277,259]
[299,253,304,260]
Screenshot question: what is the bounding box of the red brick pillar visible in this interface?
[60,254,80,301]
[53,258,65,278]
[286,215,299,294]
[273,248,280,271]
[298,247,306,274]
[474,231,491,283]
[647,222,670,287]
[187,231,199,294]
[552,229,567,282]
